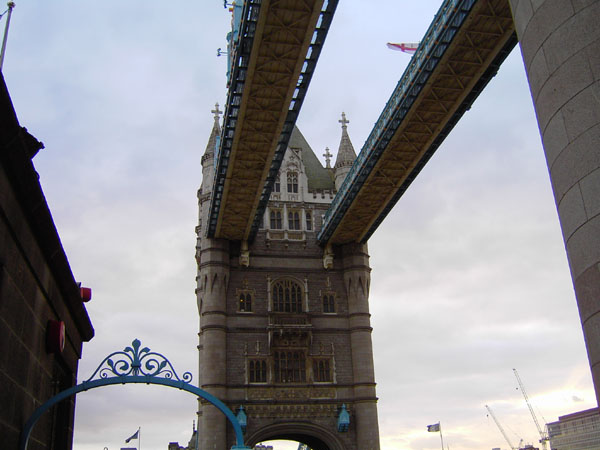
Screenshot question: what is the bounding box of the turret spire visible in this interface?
[334,112,356,170]
[204,103,222,159]
[323,147,332,169]
[339,111,349,130]
[333,112,357,190]
[211,102,222,125]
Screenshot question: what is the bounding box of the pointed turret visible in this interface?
[201,103,222,192]
[333,112,357,190]
[203,102,222,160]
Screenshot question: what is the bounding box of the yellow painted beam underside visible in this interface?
[329,0,515,245]
[215,0,325,241]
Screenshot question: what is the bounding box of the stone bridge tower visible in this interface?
[195,110,380,450]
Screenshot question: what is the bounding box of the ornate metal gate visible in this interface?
[19,339,250,450]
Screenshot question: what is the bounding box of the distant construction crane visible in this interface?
[486,404,519,450]
[513,368,550,450]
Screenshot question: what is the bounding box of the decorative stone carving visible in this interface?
[247,403,339,419]
[246,386,337,401]
[239,240,250,267]
[323,243,334,269]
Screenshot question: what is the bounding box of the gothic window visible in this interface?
[323,294,335,313]
[236,279,255,313]
[248,359,267,383]
[239,292,252,312]
[287,171,298,193]
[288,211,300,230]
[274,351,306,383]
[272,279,303,313]
[270,209,282,229]
[274,175,280,193]
[306,211,312,231]
[313,358,332,382]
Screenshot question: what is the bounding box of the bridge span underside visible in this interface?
[208,0,337,242]
[318,0,517,245]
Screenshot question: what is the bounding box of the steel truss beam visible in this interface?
[208,0,339,242]
[318,0,517,245]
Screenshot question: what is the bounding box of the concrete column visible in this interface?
[341,243,380,450]
[509,0,600,404]
[198,238,230,450]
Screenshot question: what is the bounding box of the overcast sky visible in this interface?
[4,1,596,450]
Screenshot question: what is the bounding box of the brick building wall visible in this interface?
[0,74,94,450]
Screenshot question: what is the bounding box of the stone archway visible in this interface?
[247,422,346,450]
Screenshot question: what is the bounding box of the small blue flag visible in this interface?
[125,429,139,443]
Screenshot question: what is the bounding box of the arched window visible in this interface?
[323,294,335,313]
[274,175,280,192]
[287,171,298,193]
[306,211,312,231]
[239,292,252,312]
[288,211,300,230]
[249,359,267,383]
[274,351,306,383]
[270,210,282,229]
[272,279,303,313]
[313,359,332,382]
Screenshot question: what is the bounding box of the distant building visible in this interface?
[0,73,94,449]
[168,443,189,450]
[168,443,187,450]
[168,425,198,450]
[547,407,600,450]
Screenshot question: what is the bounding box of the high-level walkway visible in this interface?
[207,0,338,241]
[208,0,519,246]
[318,0,517,245]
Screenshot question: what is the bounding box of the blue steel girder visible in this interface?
[317,0,517,245]
[208,0,338,242]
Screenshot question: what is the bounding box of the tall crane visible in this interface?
[513,368,549,450]
[485,404,518,450]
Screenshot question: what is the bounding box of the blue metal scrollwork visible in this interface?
[19,339,250,450]
[86,338,193,382]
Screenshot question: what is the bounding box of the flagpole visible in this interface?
[439,422,445,450]
[0,1,15,71]
[138,426,141,450]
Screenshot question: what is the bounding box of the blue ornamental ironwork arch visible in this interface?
[19,339,250,450]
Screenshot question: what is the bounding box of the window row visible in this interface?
[237,280,336,313]
[273,279,302,313]
[248,354,333,383]
[269,210,312,231]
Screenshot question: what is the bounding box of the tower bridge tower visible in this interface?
[195,114,380,450]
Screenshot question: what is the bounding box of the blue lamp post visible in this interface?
[337,404,350,432]
[236,406,248,434]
